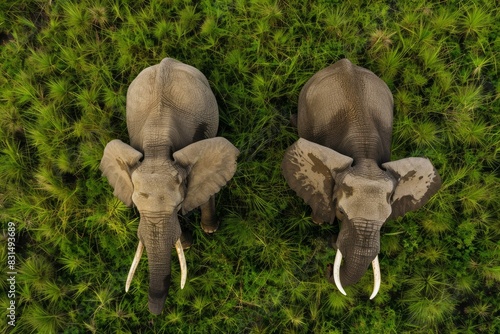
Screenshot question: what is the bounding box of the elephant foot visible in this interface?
[200,196,219,234]
[311,213,324,225]
[201,218,219,234]
[179,231,193,250]
[328,234,338,249]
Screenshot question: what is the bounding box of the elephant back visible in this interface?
[126,58,219,154]
[297,59,393,163]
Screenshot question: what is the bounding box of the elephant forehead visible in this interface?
[336,175,393,221]
[341,174,393,196]
[132,172,184,212]
[132,168,182,190]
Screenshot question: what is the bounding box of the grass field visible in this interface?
[1,0,499,332]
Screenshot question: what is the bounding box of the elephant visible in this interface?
[281,59,441,299]
[100,58,239,314]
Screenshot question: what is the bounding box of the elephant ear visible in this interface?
[382,157,441,219]
[100,139,143,207]
[173,137,239,214]
[281,138,353,223]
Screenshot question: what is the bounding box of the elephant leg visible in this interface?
[200,195,219,233]
[179,230,193,250]
[328,234,338,249]
[290,113,298,128]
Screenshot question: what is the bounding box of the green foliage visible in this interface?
[1,0,499,333]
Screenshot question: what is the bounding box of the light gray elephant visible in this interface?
[282,59,441,299]
[100,58,239,314]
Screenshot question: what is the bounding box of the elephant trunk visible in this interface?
[138,214,182,315]
[328,219,382,298]
[338,243,378,287]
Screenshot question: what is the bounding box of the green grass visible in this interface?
[1,0,499,333]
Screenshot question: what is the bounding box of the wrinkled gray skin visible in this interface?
[282,59,441,295]
[100,58,238,314]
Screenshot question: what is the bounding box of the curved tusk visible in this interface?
[125,241,144,292]
[175,239,187,289]
[369,255,381,300]
[333,250,347,296]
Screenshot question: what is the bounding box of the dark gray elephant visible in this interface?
[282,59,441,299]
[100,58,239,314]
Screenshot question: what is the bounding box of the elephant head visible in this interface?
[100,137,238,314]
[282,138,441,298]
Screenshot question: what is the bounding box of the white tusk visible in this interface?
[125,241,144,292]
[333,250,347,296]
[369,255,381,300]
[175,239,187,289]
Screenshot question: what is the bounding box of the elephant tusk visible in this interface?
[125,241,144,292]
[369,255,381,300]
[175,239,187,289]
[333,250,347,296]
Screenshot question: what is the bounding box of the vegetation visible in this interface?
[1,0,499,332]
